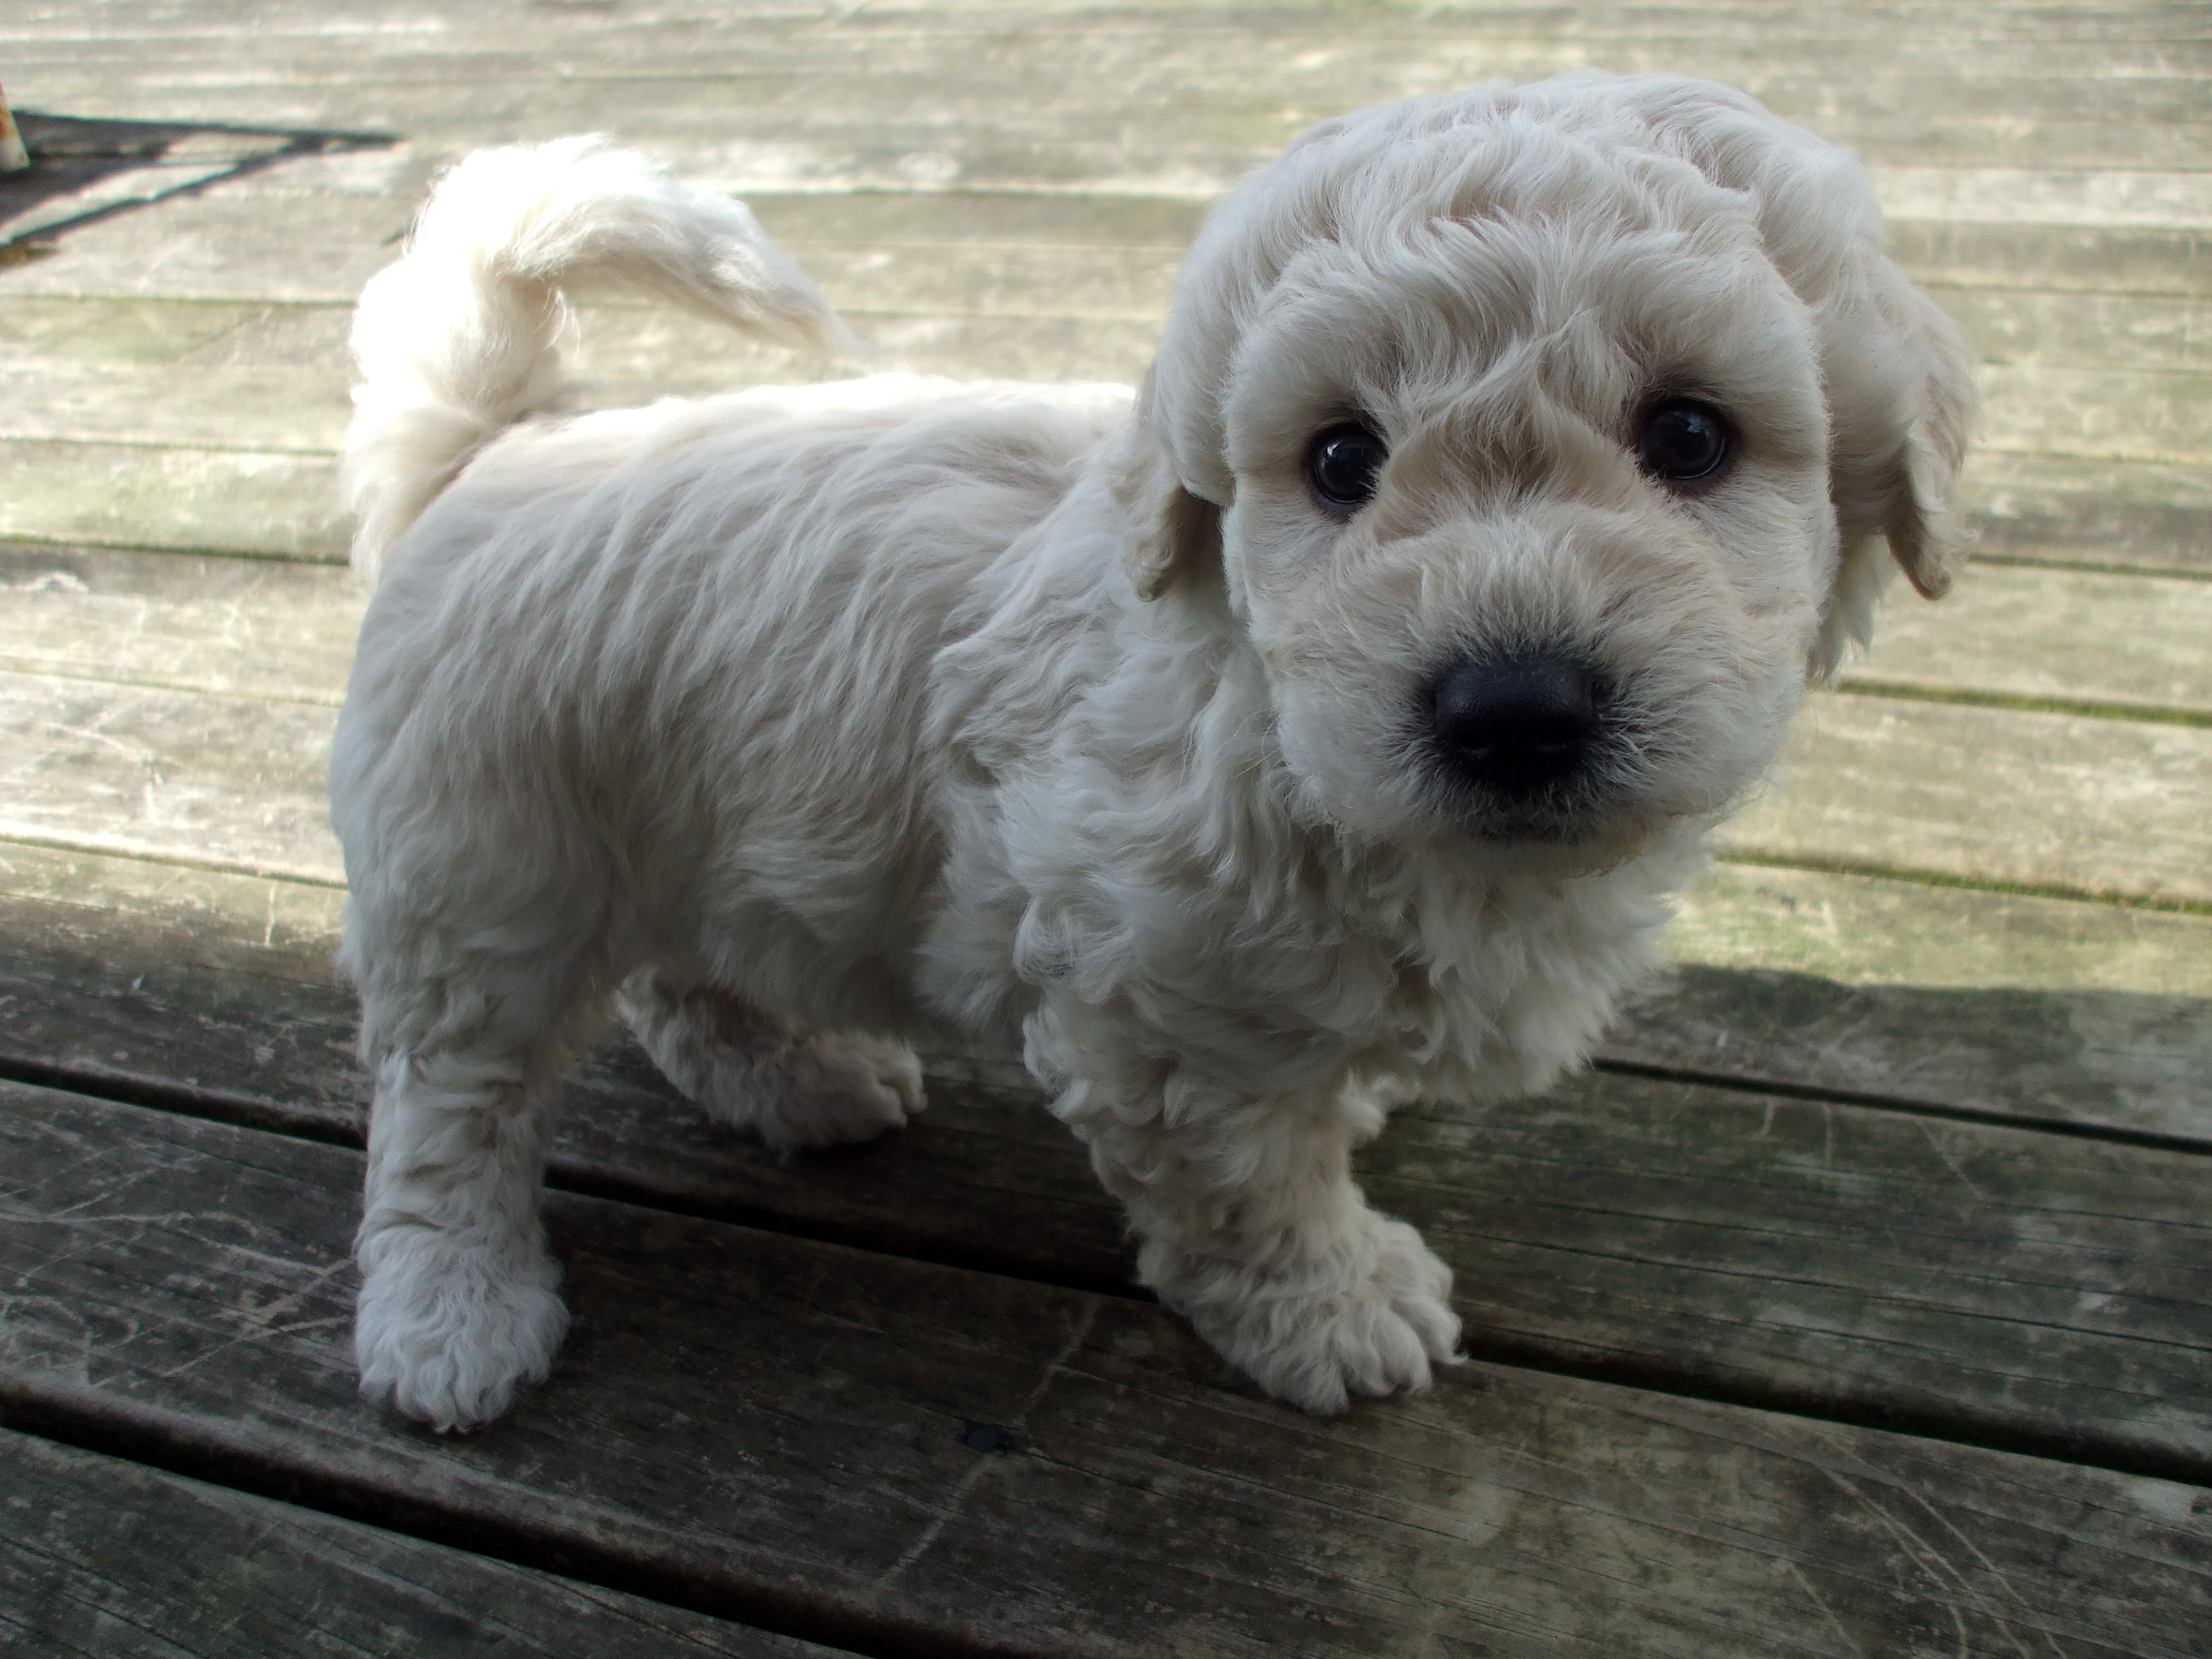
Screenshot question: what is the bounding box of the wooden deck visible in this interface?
[2,3,2208,1653]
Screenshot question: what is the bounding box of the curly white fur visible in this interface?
[332,78,1974,1431]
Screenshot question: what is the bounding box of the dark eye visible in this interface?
[1306,419,1389,514]
[1636,399,1734,485]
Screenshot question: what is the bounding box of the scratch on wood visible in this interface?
[1906,1489,2070,1659]
[876,1299,1098,1587]
[1821,1468,2030,1659]
[0,1293,100,1384]
[1917,1121,1990,1200]
[1783,1557,1867,1659]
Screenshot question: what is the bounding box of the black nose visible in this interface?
[1430,656,1601,796]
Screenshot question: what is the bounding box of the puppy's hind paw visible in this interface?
[1154,1216,1464,1416]
[621,979,924,1153]
[355,1232,569,1433]
[748,1030,925,1153]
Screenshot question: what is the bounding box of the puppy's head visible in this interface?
[1121,74,1976,858]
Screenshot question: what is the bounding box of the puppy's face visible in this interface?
[1130,78,1977,863]
[1222,211,1830,855]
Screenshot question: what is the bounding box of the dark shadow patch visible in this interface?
[959,1419,1018,1453]
[0,112,396,260]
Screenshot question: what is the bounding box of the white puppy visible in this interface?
[333,73,1974,1432]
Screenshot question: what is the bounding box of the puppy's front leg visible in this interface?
[354,1046,568,1432]
[1063,1070,1462,1413]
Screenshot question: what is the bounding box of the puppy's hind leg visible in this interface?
[351,938,602,1434]
[621,971,924,1154]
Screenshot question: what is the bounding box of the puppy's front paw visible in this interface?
[1152,1216,1463,1414]
[355,1230,569,1432]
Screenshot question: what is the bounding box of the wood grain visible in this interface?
[12,11,2212,177]
[0,669,340,883]
[9,185,2203,311]
[1845,563,2212,718]
[1978,363,2212,465]
[0,1428,841,1659]
[5,283,2207,447]
[1959,452,2212,575]
[0,545,365,705]
[1944,288,2212,373]
[1645,861,2212,1139]
[3,1081,2206,1659]
[8,540,2207,719]
[1723,693,2212,907]
[18,0,2212,50]
[5,0,2208,1647]
[1888,219,2209,300]
[11,663,2205,908]
[2,853,2206,1474]
[0,440,346,560]
[1390,1066,2212,1476]
[7,830,2206,1141]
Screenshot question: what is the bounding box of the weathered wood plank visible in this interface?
[11,665,2205,908]
[2,190,414,305]
[9,182,2203,313]
[6,284,2207,450]
[0,669,340,883]
[18,0,2212,53]
[1892,220,2210,300]
[1387,1066,2212,1476]
[0,547,365,705]
[1944,288,2212,373]
[3,1082,2206,1659]
[16,71,2212,198]
[12,11,2212,178]
[0,441,346,561]
[0,299,1159,455]
[1722,693,2212,907]
[1978,363,2212,465]
[1960,453,2212,575]
[20,17,2208,92]
[1642,861,2212,1138]
[19,0,2212,53]
[19,11,2212,92]
[0,298,357,454]
[1844,564,2212,719]
[19,58,2208,185]
[0,1428,842,1659]
[3,846,2208,1473]
[0,389,2205,595]
[0,839,349,975]
[9,537,2207,723]
[1871,164,2212,230]
[7,831,2207,1141]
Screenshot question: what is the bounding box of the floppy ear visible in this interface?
[1114,424,1222,602]
[1826,266,1980,602]
[1804,256,1980,676]
[1618,78,1981,664]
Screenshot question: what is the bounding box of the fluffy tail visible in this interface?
[342,136,853,580]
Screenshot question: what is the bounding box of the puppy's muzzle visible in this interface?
[1428,654,1604,800]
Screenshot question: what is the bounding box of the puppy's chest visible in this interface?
[1250,871,1559,1066]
